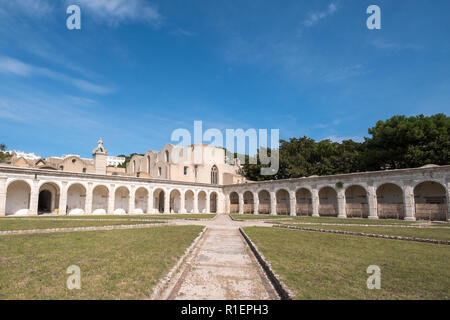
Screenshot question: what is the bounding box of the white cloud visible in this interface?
[304,3,338,27]
[0,56,32,76]
[74,0,162,26]
[0,0,54,17]
[370,38,421,51]
[0,55,113,94]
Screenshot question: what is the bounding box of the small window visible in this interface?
[82,168,86,173]
[72,159,76,164]
[158,167,162,176]
[60,166,64,170]
[165,150,170,162]
[184,166,188,175]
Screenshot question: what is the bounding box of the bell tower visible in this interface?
[93,138,107,175]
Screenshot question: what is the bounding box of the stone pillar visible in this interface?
[311,188,319,217]
[223,193,230,214]
[217,193,227,214]
[0,177,7,216]
[193,192,199,213]
[206,192,211,214]
[147,189,154,214]
[253,191,259,215]
[59,182,68,215]
[447,182,450,222]
[29,179,39,216]
[164,189,170,214]
[367,185,378,219]
[403,184,416,221]
[85,182,93,215]
[289,190,296,217]
[238,193,244,214]
[180,190,186,213]
[129,185,135,215]
[337,188,347,218]
[270,191,277,215]
[108,184,115,214]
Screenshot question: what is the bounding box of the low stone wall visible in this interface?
[274,224,450,245]
[239,227,294,300]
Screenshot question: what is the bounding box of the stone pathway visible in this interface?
[161,214,278,300]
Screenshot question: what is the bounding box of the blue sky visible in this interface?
[0,0,449,158]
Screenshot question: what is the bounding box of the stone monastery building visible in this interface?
[0,139,449,222]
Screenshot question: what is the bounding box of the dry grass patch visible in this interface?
[0,226,203,299]
[244,227,449,300]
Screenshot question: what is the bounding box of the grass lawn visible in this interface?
[232,214,422,225]
[0,219,165,232]
[244,227,450,300]
[231,214,293,220]
[279,224,450,241]
[7,214,216,220]
[0,226,203,299]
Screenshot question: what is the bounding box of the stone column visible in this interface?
[0,177,7,216]
[164,189,170,214]
[367,185,378,219]
[206,192,211,214]
[238,193,244,214]
[447,182,450,222]
[253,191,259,215]
[129,185,135,214]
[29,179,39,216]
[85,182,93,215]
[403,184,416,221]
[180,190,186,213]
[59,182,68,215]
[147,189,154,214]
[311,188,320,217]
[337,188,347,218]
[193,192,199,213]
[108,184,115,214]
[289,190,296,217]
[270,191,277,215]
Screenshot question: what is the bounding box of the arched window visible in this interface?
[211,165,218,184]
[147,155,151,173]
[165,150,170,162]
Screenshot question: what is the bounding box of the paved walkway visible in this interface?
[163,214,278,300]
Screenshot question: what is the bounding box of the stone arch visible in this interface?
[296,188,312,216]
[154,188,165,213]
[6,180,31,216]
[114,186,130,214]
[198,190,207,213]
[210,191,218,213]
[229,191,239,213]
[345,185,368,218]
[134,187,149,214]
[67,183,86,215]
[185,190,195,213]
[319,186,338,217]
[276,188,290,215]
[92,185,109,215]
[414,181,447,221]
[170,189,182,213]
[376,183,404,219]
[38,182,60,214]
[258,190,271,215]
[243,191,254,214]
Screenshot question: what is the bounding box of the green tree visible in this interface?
[363,114,450,170]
